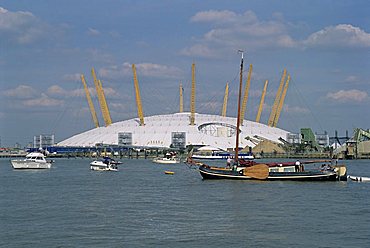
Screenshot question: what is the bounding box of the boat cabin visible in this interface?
[25,152,46,161]
[269,165,296,172]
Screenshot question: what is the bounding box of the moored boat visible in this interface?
[152,157,180,164]
[152,152,180,164]
[196,51,347,182]
[90,157,120,171]
[10,152,52,169]
[348,175,370,182]
[199,160,347,181]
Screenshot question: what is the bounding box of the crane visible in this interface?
[132,64,145,126]
[91,68,112,126]
[80,74,100,128]
[221,83,229,117]
[268,69,286,127]
[240,64,252,125]
[255,80,268,123]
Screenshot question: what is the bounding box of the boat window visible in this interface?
[269,168,279,172]
[284,167,295,172]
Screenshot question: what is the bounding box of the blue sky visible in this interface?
[1,0,369,147]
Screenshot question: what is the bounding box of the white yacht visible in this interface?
[152,152,180,164]
[11,152,52,169]
[152,156,180,164]
[90,157,120,171]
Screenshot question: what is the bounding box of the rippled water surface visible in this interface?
[1,158,369,247]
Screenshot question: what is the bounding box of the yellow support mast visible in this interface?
[273,74,290,127]
[132,64,145,126]
[80,74,100,128]
[240,64,252,125]
[221,83,229,117]
[179,82,184,113]
[190,63,196,125]
[98,79,112,125]
[91,68,112,126]
[255,80,268,123]
[267,69,286,127]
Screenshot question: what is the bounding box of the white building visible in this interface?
[57,112,290,150]
[34,134,55,148]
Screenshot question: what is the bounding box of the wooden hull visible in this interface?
[199,166,340,181]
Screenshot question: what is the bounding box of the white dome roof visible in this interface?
[57,112,289,150]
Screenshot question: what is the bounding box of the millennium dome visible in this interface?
[57,112,289,150]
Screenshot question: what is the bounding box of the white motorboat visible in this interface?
[152,157,180,164]
[90,157,120,171]
[152,152,180,164]
[11,152,52,169]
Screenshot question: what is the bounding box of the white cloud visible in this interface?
[23,93,64,107]
[102,87,120,99]
[109,102,126,110]
[46,85,68,97]
[69,85,119,99]
[190,10,241,24]
[70,88,91,98]
[63,73,82,82]
[180,44,216,58]
[0,7,48,44]
[87,27,100,36]
[109,30,121,38]
[183,10,296,58]
[3,85,38,99]
[326,89,368,103]
[184,10,370,58]
[3,84,65,108]
[345,75,358,83]
[100,62,183,80]
[87,48,115,63]
[303,24,370,48]
[135,63,183,78]
[283,105,310,114]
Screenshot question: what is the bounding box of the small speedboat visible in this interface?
[11,152,52,169]
[90,157,120,171]
[348,175,370,182]
[153,157,180,164]
[152,152,180,164]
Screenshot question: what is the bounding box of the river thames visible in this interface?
[1,158,369,247]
